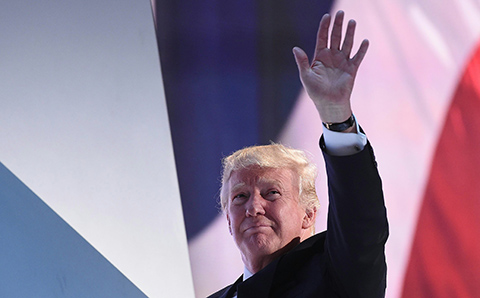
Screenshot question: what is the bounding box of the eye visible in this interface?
[264,189,281,200]
[232,193,248,203]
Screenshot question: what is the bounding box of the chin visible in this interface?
[245,233,278,254]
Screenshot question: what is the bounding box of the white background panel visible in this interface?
[0,1,194,297]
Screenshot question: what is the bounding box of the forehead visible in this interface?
[228,167,297,189]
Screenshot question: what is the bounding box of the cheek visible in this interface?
[227,209,244,229]
[276,206,305,229]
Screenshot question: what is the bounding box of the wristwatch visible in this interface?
[322,114,355,132]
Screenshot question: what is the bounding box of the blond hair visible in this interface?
[220,143,319,215]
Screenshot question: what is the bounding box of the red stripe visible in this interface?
[402,43,480,297]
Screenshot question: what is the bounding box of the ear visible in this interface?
[302,207,317,229]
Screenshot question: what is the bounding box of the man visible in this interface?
[208,10,388,298]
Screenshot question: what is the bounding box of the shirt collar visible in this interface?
[243,267,254,281]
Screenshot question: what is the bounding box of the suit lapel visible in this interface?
[218,275,243,298]
[237,258,279,298]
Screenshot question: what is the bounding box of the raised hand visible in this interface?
[293,10,369,124]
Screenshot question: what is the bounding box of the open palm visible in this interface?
[293,11,369,123]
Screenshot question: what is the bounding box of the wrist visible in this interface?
[315,101,353,124]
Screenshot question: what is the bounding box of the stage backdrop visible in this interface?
[0,1,194,297]
[154,0,480,297]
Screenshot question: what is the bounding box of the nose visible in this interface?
[245,191,265,217]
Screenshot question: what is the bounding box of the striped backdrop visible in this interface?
[155,0,480,297]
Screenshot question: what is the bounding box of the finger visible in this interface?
[313,13,331,58]
[330,10,344,50]
[341,19,356,58]
[352,39,369,67]
[293,46,310,76]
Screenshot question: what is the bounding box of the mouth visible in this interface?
[244,224,271,232]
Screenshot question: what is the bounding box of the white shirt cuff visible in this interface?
[322,115,367,156]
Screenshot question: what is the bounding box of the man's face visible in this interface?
[226,166,313,265]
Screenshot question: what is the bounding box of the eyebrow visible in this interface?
[230,178,284,194]
[257,177,284,188]
[230,182,246,195]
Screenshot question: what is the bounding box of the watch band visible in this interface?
[322,114,355,132]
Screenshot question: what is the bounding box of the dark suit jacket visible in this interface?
[208,141,389,298]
